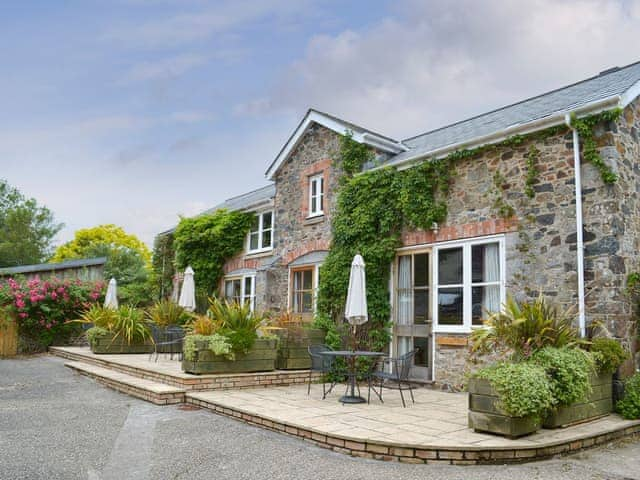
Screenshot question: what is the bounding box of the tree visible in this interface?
[0,179,63,267]
[52,225,153,306]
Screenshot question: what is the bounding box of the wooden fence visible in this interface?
[0,317,17,357]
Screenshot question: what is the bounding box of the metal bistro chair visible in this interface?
[149,325,186,362]
[307,344,339,400]
[368,349,418,408]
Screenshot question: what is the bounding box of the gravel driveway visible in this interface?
[1,355,639,480]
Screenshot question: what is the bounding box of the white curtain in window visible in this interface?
[483,243,500,314]
[397,256,412,326]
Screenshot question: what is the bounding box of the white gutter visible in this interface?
[565,114,586,338]
[375,96,621,172]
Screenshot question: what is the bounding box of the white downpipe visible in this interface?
[566,114,586,337]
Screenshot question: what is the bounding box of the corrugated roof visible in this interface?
[288,250,329,267]
[0,257,107,276]
[381,61,640,166]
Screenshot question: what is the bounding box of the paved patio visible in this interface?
[188,383,639,450]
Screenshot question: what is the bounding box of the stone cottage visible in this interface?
[163,61,640,387]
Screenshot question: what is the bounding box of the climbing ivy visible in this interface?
[317,135,451,351]
[173,209,254,296]
[571,109,622,184]
[524,145,540,199]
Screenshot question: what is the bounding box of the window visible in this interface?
[308,174,324,216]
[433,238,504,332]
[291,267,316,315]
[224,275,255,311]
[248,211,273,252]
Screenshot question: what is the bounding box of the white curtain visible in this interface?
[397,256,412,326]
[483,243,500,314]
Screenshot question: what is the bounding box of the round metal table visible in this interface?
[320,350,385,404]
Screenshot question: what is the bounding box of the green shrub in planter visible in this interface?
[617,372,640,419]
[474,362,554,418]
[530,346,595,407]
[183,334,233,361]
[589,337,629,374]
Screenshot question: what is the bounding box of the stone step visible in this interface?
[65,361,185,405]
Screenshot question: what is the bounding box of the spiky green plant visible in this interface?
[470,295,583,360]
[74,304,118,330]
[111,306,152,345]
[146,299,192,327]
[207,298,265,353]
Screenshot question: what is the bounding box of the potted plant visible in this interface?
[263,311,326,370]
[469,362,553,438]
[146,299,192,353]
[181,299,278,374]
[79,305,154,354]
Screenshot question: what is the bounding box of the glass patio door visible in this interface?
[394,251,432,381]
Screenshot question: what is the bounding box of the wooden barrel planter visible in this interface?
[182,338,278,374]
[89,333,154,354]
[0,317,18,357]
[269,327,325,370]
[543,373,613,428]
[468,377,542,438]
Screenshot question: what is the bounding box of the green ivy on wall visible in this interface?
[173,209,254,296]
[151,231,176,300]
[571,108,622,184]
[317,135,450,351]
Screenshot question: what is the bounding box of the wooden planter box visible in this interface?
[543,373,612,428]
[0,317,18,357]
[182,338,278,374]
[90,333,154,354]
[468,377,542,438]
[269,327,325,370]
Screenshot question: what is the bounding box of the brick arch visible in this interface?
[283,239,331,265]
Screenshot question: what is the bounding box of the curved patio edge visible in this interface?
[186,391,640,465]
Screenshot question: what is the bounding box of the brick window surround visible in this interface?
[300,159,331,220]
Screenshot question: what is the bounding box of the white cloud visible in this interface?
[104,0,313,47]
[241,0,640,138]
[122,53,208,83]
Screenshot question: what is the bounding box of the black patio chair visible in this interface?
[367,349,418,408]
[307,344,339,400]
[149,325,185,362]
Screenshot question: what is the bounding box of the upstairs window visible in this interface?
[309,174,324,217]
[248,211,273,252]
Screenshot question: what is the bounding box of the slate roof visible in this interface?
[383,61,640,166]
[0,257,107,276]
[200,184,275,216]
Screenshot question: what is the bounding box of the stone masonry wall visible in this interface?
[267,124,343,312]
[399,115,638,386]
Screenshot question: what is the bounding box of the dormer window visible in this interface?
[248,211,273,253]
[309,174,324,217]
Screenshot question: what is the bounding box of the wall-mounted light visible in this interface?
[431,222,439,235]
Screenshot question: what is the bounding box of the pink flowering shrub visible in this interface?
[0,276,105,351]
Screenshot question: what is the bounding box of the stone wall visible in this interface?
[400,113,639,386]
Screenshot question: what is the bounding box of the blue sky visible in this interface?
[2,0,640,247]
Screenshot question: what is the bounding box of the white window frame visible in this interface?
[224,274,256,312]
[432,235,506,333]
[308,174,324,217]
[287,264,320,314]
[247,211,274,253]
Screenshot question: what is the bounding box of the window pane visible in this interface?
[302,292,313,312]
[261,230,272,248]
[311,197,317,213]
[413,290,429,324]
[225,281,233,298]
[438,287,463,325]
[262,212,273,229]
[244,277,252,296]
[414,253,429,287]
[249,232,259,250]
[397,336,411,356]
[233,280,241,299]
[302,270,313,289]
[311,179,317,196]
[396,256,412,326]
[251,215,260,232]
[472,285,500,325]
[438,248,463,285]
[319,192,323,212]
[414,337,429,367]
[472,243,500,283]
